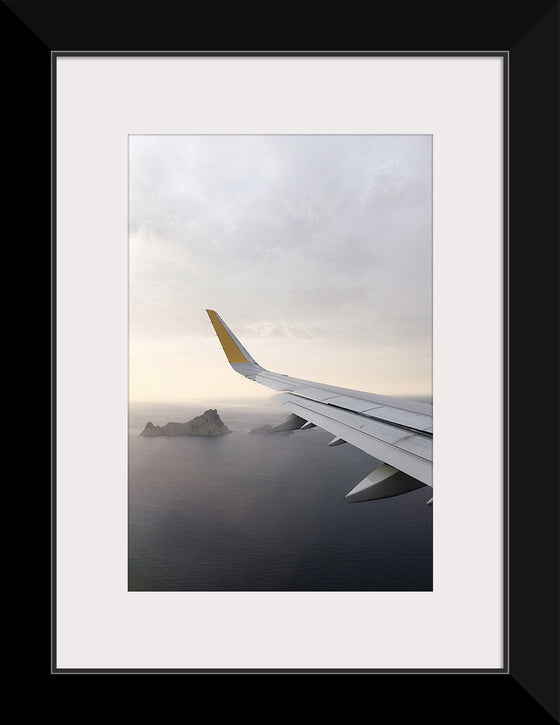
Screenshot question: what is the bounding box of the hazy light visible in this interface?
[129,134,432,404]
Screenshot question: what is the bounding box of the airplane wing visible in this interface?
[206,309,433,505]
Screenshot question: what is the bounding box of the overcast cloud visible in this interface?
[129,134,432,403]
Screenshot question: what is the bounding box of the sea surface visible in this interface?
[128,402,433,591]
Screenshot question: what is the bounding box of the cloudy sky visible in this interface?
[129,134,432,404]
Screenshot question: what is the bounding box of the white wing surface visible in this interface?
[206,310,433,504]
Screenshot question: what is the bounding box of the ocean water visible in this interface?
[128,403,433,591]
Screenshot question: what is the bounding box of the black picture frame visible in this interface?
[15,0,556,716]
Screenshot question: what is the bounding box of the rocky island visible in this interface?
[249,414,307,434]
[249,424,274,435]
[140,409,231,437]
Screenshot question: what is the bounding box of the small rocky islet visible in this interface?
[140,409,231,437]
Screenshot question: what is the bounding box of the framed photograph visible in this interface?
[30,0,557,715]
[55,50,505,667]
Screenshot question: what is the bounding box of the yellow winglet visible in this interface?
[206,309,251,364]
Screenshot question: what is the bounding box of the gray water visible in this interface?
[128,403,433,591]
